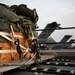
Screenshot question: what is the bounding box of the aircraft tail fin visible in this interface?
[38,22,60,43]
[60,35,72,43]
[68,39,75,45]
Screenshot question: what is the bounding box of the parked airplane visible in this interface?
[38,22,60,44]
[66,39,75,49]
[52,35,72,49]
[37,22,60,50]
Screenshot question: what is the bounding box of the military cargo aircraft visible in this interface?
[37,22,60,44]
[37,22,60,50]
[52,35,72,49]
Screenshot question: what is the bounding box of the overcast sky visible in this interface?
[0,0,75,42]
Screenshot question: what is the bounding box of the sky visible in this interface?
[0,0,75,42]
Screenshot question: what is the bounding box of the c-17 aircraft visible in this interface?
[36,22,75,50]
[37,22,60,50]
[37,22,60,44]
[37,22,73,49]
[35,21,74,50]
[65,39,75,49]
[52,35,72,49]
